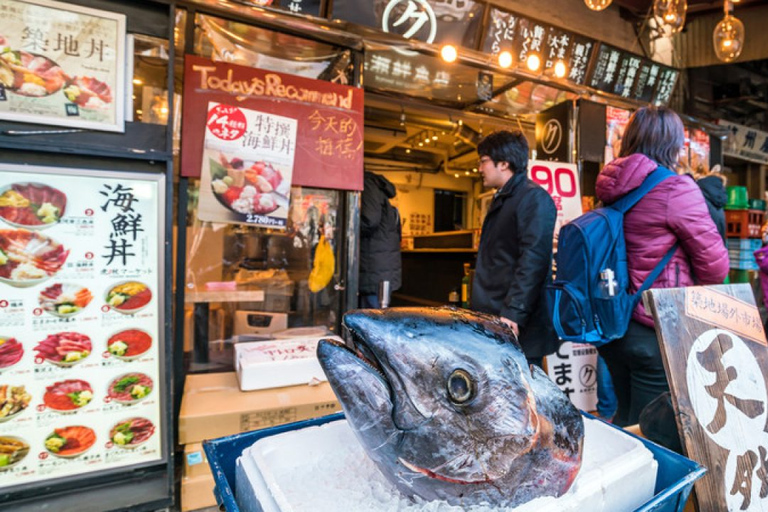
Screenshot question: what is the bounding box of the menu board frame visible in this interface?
[0,163,169,497]
[0,0,127,133]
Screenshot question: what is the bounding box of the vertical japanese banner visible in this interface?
[545,343,598,412]
[0,0,126,132]
[197,102,296,228]
[0,164,165,490]
[645,284,768,511]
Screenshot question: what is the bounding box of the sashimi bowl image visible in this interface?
[0,49,67,97]
[34,332,91,367]
[44,426,96,458]
[105,281,152,314]
[110,417,155,449]
[0,436,29,470]
[107,329,152,361]
[0,337,23,371]
[63,76,113,110]
[209,152,289,216]
[107,372,153,405]
[0,182,67,229]
[39,283,93,318]
[0,384,31,422]
[43,379,93,413]
[0,229,69,287]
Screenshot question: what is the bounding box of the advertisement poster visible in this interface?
[0,164,164,490]
[181,56,363,191]
[605,106,631,163]
[197,102,296,228]
[0,0,126,132]
[528,160,582,237]
[545,342,598,412]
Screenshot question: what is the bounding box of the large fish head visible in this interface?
[317,307,583,506]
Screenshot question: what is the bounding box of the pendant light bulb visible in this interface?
[584,0,612,11]
[498,50,513,69]
[713,12,745,62]
[653,0,687,34]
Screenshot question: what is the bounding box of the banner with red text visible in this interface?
[181,55,363,191]
[528,160,582,237]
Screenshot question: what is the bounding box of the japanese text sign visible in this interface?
[717,119,768,165]
[645,284,768,511]
[545,342,598,411]
[528,160,582,237]
[181,55,363,191]
[0,0,125,132]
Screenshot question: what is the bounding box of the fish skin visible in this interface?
[317,307,584,507]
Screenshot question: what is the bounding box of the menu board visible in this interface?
[654,67,679,106]
[0,0,126,132]
[632,61,661,103]
[588,44,624,94]
[0,164,164,489]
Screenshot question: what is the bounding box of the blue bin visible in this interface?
[204,413,705,512]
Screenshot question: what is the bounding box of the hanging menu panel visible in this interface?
[654,67,680,106]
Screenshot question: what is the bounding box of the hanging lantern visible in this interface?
[713,1,745,62]
[584,0,612,11]
[654,0,687,34]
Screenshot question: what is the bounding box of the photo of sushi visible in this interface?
[109,418,155,448]
[209,153,288,216]
[107,372,153,405]
[63,76,113,110]
[43,379,93,412]
[44,426,96,458]
[105,281,152,314]
[0,49,67,97]
[0,229,69,287]
[0,436,29,470]
[0,385,31,422]
[107,329,152,361]
[0,338,23,371]
[0,182,67,228]
[38,283,93,318]
[34,332,92,367]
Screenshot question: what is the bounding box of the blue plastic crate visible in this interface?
[727,238,762,252]
[204,413,705,512]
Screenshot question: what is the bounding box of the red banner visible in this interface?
[181,55,364,191]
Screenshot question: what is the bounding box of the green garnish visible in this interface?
[113,422,135,445]
[113,376,139,393]
[45,434,66,453]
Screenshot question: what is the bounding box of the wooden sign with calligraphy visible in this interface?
[181,55,363,191]
[645,284,768,511]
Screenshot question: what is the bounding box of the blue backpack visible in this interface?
[547,167,678,346]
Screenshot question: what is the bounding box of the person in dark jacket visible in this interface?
[359,171,402,308]
[695,165,727,243]
[470,130,558,366]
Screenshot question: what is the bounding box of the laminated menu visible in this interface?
[0,163,165,489]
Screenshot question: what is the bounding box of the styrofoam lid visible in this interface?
[272,327,330,339]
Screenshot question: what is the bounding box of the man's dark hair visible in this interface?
[619,106,684,169]
[477,130,529,174]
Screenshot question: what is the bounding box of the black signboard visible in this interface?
[536,101,571,162]
[275,0,322,16]
[566,35,594,85]
[613,54,642,99]
[483,7,518,54]
[588,44,623,93]
[632,61,660,103]
[654,67,679,106]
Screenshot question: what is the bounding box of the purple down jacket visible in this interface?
[596,153,729,327]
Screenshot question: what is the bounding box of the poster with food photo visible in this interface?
[0,164,165,490]
[0,0,126,132]
[197,102,296,228]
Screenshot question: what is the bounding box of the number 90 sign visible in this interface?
[530,164,577,198]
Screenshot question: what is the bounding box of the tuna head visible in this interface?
[316,307,584,507]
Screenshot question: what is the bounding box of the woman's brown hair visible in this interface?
[619,106,685,169]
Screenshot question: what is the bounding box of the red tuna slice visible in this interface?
[119,288,152,311]
[43,379,92,411]
[34,333,91,362]
[0,338,23,369]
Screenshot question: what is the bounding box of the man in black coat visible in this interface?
[471,131,558,366]
[359,171,402,308]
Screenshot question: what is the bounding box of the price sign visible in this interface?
[528,160,582,236]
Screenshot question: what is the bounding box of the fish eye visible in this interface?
[447,369,475,405]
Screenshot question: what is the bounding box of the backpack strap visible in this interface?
[635,242,679,301]
[611,166,676,214]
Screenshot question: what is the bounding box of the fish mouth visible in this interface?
[317,330,391,392]
[398,457,492,485]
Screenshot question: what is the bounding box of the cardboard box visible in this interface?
[179,372,341,445]
[235,335,343,391]
[181,472,216,512]
[184,442,211,480]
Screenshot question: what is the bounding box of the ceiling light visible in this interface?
[432,135,438,140]
[418,142,423,146]
[654,0,687,34]
[584,0,612,11]
[454,173,459,178]
[554,60,567,78]
[465,171,470,176]
[440,44,458,63]
[714,1,745,62]
[498,50,513,69]
[473,168,478,172]
[406,148,411,153]
[526,54,541,72]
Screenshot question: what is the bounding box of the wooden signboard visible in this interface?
[645,284,768,511]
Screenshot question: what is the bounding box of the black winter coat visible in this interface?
[471,172,559,359]
[697,175,727,243]
[359,172,402,294]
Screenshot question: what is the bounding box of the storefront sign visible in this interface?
[528,160,582,236]
[645,284,768,511]
[545,342,598,412]
[181,56,363,191]
[717,119,768,165]
[535,101,570,163]
[197,103,296,228]
[0,0,126,132]
[0,163,165,490]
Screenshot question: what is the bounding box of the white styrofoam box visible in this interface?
[234,335,342,391]
[235,417,658,512]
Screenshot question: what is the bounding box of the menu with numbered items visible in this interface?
[0,164,164,489]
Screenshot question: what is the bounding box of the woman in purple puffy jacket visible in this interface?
[595,106,729,427]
